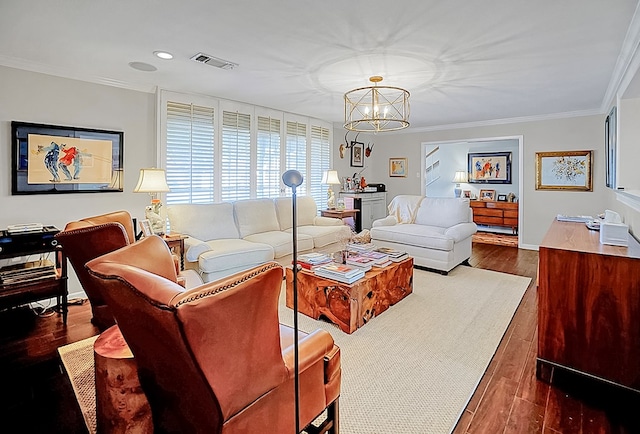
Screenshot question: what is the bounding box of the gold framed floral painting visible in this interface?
[535,150,593,191]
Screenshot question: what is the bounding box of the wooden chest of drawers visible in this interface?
[470,200,518,233]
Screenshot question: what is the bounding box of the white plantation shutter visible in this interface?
[285,121,307,196]
[165,102,215,204]
[221,110,251,201]
[161,91,331,204]
[256,116,282,198]
[309,125,330,206]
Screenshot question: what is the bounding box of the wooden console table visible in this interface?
[537,219,640,391]
[470,200,518,234]
[286,257,413,334]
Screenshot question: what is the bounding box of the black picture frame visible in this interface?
[11,121,124,195]
[604,106,617,189]
[350,141,364,167]
[467,151,512,184]
[497,194,507,202]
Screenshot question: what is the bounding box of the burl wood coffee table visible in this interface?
[285,257,413,334]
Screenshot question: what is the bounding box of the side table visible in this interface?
[162,233,187,271]
[320,209,359,230]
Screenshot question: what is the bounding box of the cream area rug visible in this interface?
[59,266,530,434]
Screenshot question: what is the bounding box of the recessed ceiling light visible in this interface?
[129,61,157,72]
[154,51,173,60]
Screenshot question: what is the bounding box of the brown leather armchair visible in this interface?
[54,210,136,330]
[86,235,341,434]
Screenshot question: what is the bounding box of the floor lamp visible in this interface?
[282,169,303,434]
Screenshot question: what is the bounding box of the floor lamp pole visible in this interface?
[282,170,303,434]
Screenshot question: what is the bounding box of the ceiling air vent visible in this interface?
[190,53,238,70]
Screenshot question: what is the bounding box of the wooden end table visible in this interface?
[320,209,359,230]
[162,233,187,270]
[285,257,413,334]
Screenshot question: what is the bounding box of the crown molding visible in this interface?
[385,108,603,134]
[602,2,640,107]
[0,55,157,94]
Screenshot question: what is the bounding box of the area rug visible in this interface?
[59,266,530,434]
[472,231,519,247]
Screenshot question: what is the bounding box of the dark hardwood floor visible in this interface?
[1,243,638,433]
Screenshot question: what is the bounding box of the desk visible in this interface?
[162,233,187,270]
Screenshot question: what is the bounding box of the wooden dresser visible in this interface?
[469,200,518,233]
[537,219,640,391]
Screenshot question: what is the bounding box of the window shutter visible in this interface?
[165,102,215,204]
[256,116,281,198]
[221,110,252,201]
[285,121,307,196]
[309,125,330,206]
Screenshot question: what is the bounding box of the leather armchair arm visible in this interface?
[282,329,336,376]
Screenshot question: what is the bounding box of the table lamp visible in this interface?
[452,170,468,198]
[321,169,341,209]
[133,168,170,234]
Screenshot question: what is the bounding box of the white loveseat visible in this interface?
[370,195,477,274]
[167,196,352,282]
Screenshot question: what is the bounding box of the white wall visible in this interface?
[0,65,156,296]
[333,114,625,248]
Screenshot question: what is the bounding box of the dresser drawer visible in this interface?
[475,216,504,226]
[474,208,502,217]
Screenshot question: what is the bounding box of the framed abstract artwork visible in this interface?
[467,152,512,184]
[535,150,593,191]
[389,158,407,177]
[11,121,124,195]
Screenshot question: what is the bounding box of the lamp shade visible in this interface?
[452,170,468,184]
[321,170,341,185]
[133,168,170,193]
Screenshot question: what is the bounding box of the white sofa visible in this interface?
[370,196,477,274]
[167,196,352,282]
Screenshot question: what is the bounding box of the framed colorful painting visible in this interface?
[11,121,123,195]
[535,150,593,191]
[389,158,407,177]
[467,152,512,184]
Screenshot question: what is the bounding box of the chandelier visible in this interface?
[344,76,410,133]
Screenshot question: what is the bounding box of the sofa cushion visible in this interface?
[198,239,274,274]
[275,196,317,230]
[414,198,471,228]
[244,231,313,259]
[168,203,239,241]
[370,224,454,251]
[234,199,280,238]
[293,225,352,249]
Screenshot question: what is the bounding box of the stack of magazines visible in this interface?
[0,259,56,286]
[314,263,365,284]
[374,247,408,262]
[358,251,392,267]
[346,242,375,253]
[345,254,375,271]
[294,252,332,271]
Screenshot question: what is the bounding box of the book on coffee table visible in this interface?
[314,263,365,284]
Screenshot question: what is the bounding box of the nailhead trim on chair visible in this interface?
[58,222,132,244]
[174,262,281,307]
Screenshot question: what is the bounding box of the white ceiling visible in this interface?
[1,0,638,130]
